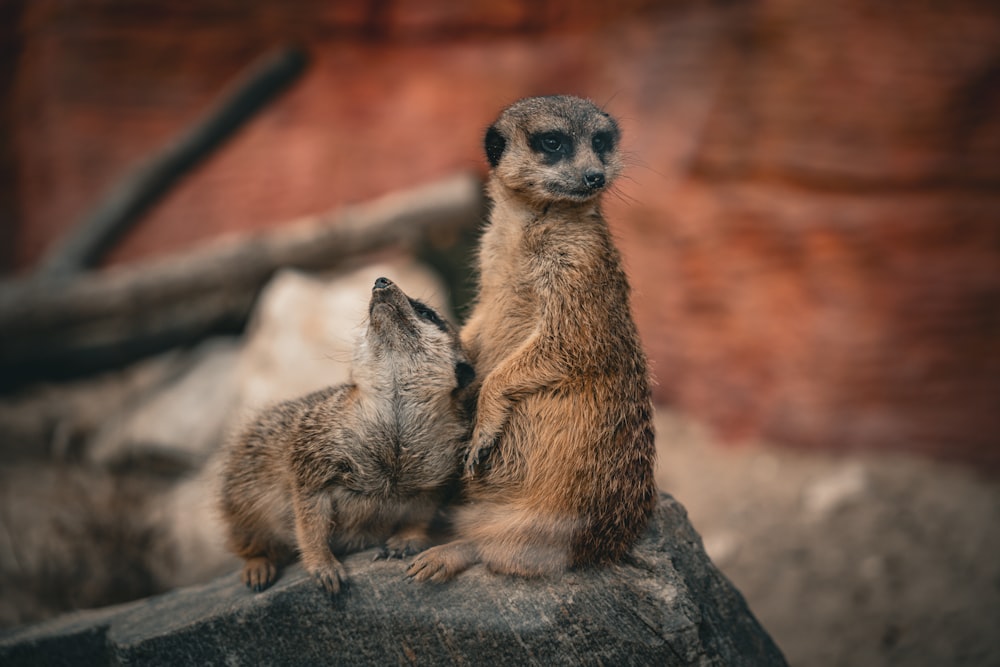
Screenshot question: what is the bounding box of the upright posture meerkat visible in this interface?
[219,277,474,593]
[408,95,657,582]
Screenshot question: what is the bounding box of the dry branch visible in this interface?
[0,173,484,386]
[35,47,309,278]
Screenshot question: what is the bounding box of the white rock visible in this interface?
[86,338,241,469]
[702,530,740,567]
[230,261,453,423]
[802,463,869,518]
[146,460,239,589]
[85,260,451,471]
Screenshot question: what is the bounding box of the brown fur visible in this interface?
[219,278,473,593]
[408,96,657,582]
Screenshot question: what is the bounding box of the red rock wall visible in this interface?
[616,0,1000,466]
[3,0,999,466]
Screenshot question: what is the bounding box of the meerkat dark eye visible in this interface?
[530,131,572,159]
[484,125,506,167]
[455,361,475,389]
[408,298,448,332]
[592,132,614,154]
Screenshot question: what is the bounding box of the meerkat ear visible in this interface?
[484,125,506,168]
[455,361,475,389]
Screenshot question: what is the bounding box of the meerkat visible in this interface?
[407,95,657,582]
[219,277,474,593]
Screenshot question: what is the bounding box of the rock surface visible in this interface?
[614,0,1000,468]
[655,409,1000,667]
[0,494,786,666]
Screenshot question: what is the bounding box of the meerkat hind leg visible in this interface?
[406,540,478,583]
[292,491,349,594]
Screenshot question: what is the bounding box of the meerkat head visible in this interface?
[357,277,474,393]
[484,95,622,206]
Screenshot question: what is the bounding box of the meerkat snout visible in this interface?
[583,170,605,190]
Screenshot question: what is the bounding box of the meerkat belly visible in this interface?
[253,481,298,544]
[325,491,435,554]
[469,298,539,373]
[485,387,603,491]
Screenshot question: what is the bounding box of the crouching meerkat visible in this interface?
[408,95,657,582]
[219,277,474,593]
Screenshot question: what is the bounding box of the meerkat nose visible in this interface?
[584,171,606,190]
[374,277,392,290]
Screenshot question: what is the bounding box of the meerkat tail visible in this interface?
[452,500,581,577]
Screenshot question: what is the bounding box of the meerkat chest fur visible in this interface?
[468,95,632,375]
[475,197,614,372]
[341,289,474,498]
[354,337,465,426]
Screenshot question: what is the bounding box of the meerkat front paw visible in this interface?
[242,556,278,592]
[465,426,501,476]
[467,384,512,475]
[406,541,478,583]
[308,558,348,594]
[375,530,433,560]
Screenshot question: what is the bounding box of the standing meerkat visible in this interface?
[408,95,657,582]
[219,277,474,593]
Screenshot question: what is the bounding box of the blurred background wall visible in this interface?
[2,0,998,467]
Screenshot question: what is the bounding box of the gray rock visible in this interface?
[86,337,241,470]
[0,351,185,463]
[143,461,240,591]
[0,495,786,666]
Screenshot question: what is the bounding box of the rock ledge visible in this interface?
[0,494,786,666]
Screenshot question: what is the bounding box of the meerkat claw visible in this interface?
[465,439,496,476]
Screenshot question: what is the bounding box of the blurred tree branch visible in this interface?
[0,174,484,388]
[35,46,309,278]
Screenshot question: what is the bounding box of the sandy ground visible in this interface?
[653,409,1000,667]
